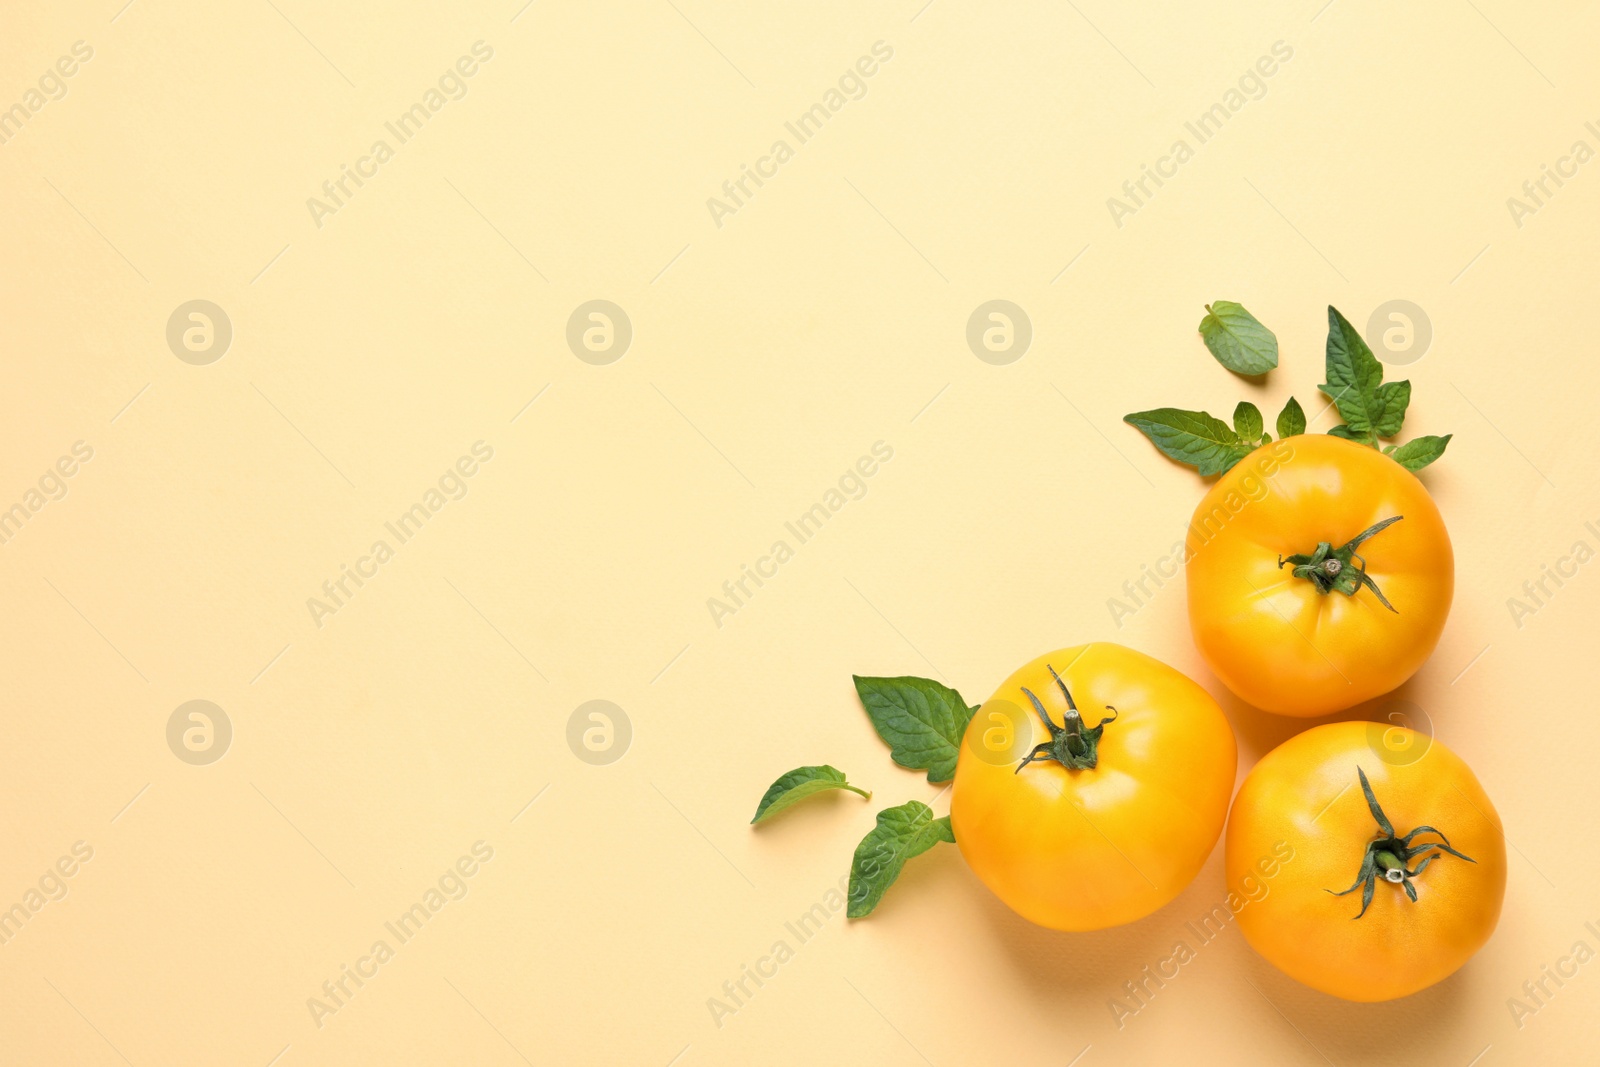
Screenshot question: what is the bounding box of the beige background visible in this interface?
[2,0,1597,1063]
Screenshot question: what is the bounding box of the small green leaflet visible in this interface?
[1199,301,1279,375]
[846,801,955,918]
[1321,306,1411,444]
[852,676,976,783]
[1122,408,1255,476]
[1233,401,1266,444]
[1277,396,1306,438]
[1386,434,1452,472]
[750,766,871,824]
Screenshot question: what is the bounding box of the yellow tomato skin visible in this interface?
[1186,434,1453,717]
[950,643,1236,931]
[1226,722,1505,1001]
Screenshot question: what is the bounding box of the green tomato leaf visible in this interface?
[1233,401,1264,443]
[1123,408,1253,476]
[1320,305,1412,444]
[1371,380,1411,439]
[751,765,871,824]
[1388,434,1452,472]
[846,801,955,918]
[1199,301,1279,375]
[1276,396,1306,438]
[852,676,975,784]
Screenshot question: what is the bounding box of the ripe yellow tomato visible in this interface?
[1186,434,1453,716]
[950,643,1236,930]
[1226,722,1505,1001]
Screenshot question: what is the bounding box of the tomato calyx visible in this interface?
[1015,665,1118,774]
[1278,515,1405,613]
[1328,767,1476,919]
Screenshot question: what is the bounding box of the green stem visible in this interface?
[1014,665,1117,773]
[1327,768,1476,918]
[1278,515,1404,612]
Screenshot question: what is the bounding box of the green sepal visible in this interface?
[1326,767,1477,919]
[1278,516,1404,610]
